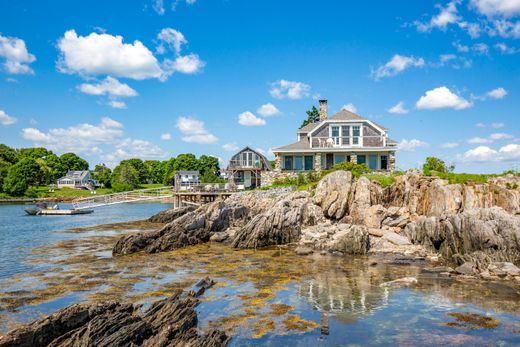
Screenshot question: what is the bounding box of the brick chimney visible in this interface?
[319,99,328,121]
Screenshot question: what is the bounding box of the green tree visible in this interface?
[45,153,67,181]
[92,164,112,188]
[422,156,454,175]
[119,158,148,183]
[144,160,164,184]
[0,144,19,164]
[0,160,12,192]
[197,155,220,178]
[173,153,198,171]
[300,105,320,129]
[162,158,176,185]
[19,147,51,160]
[3,157,42,196]
[60,152,89,171]
[111,163,140,192]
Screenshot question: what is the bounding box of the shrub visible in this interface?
[24,186,39,198]
[332,162,371,177]
[422,156,454,174]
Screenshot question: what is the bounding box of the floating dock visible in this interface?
[37,209,93,215]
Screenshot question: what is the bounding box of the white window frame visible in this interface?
[328,123,363,147]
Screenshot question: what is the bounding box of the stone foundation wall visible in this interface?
[261,171,300,187]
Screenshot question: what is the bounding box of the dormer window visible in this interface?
[328,123,363,146]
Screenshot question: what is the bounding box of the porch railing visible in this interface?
[310,136,392,148]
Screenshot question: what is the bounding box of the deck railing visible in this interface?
[227,160,264,170]
[310,136,393,148]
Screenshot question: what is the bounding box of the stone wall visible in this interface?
[261,171,300,187]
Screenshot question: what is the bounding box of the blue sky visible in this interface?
[0,0,519,172]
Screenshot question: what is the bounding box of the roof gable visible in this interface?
[229,146,272,170]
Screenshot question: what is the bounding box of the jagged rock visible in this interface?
[488,262,520,277]
[368,228,385,237]
[231,192,323,248]
[327,225,370,255]
[455,262,477,275]
[382,231,411,246]
[147,205,196,223]
[0,280,229,347]
[210,231,229,242]
[314,170,352,220]
[405,207,520,267]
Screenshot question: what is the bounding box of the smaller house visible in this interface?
[174,171,201,191]
[57,171,98,189]
[227,147,272,189]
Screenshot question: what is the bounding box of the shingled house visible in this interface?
[227,147,272,188]
[272,100,397,172]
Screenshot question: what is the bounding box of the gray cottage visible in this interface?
[227,147,272,188]
[57,171,98,189]
[272,100,397,171]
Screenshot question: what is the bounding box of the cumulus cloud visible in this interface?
[222,143,239,151]
[416,86,472,110]
[487,87,508,99]
[257,103,281,117]
[162,54,205,75]
[176,116,218,144]
[468,136,493,144]
[152,0,197,15]
[108,100,127,109]
[270,80,310,99]
[341,103,357,113]
[494,42,519,54]
[0,110,17,125]
[490,132,513,140]
[398,139,429,151]
[371,54,425,80]
[78,76,138,98]
[21,117,125,154]
[440,142,460,148]
[57,30,163,80]
[0,34,36,74]
[102,138,166,167]
[156,28,186,54]
[160,132,172,140]
[462,144,520,162]
[470,0,520,17]
[238,111,266,126]
[492,122,505,128]
[414,1,461,32]
[388,101,409,114]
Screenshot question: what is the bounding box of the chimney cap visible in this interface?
[319,99,327,103]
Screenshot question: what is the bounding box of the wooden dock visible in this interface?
[38,209,94,215]
[172,192,233,207]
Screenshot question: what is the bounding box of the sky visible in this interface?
[0,0,519,173]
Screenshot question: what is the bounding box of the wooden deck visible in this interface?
[38,209,94,215]
[172,191,233,206]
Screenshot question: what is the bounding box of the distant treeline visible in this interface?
[0,144,222,196]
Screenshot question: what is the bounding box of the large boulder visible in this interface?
[313,170,353,220]
[232,191,323,248]
[327,225,370,255]
[147,205,196,223]
[0,280,229,347]
[405,207,520,268]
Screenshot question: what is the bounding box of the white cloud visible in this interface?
[468,136,493,144]
[371,54,425,80]
[462,144,520,162]
[490,132,513,140]
[470,0,520,17]
[494,42,519,54]
[416,86,472,110]
[491,19,520,38]
[487,87,508,99]
[0,34,36,74]
[152,0,165,15]
[238,111,266,126]
[160,132,172,140]
[492,122,505,128]
[269,80,311,99]
[78,76,138,98]
[157,28,187,54]
[475,122,486,128]
[453,41,470,52]
[162,54,205,75]
[108,100,127,109]
[257,103,281,117]
[341,103,357,113]
[57,30,162,80]
[222,143,239,151]
[414,1,461,32]
[0,110,17,125]
[472,42,489,54]
[398,139,429,151]
[176,116,218,144]
[102,138,166,167]
[388,101,409,114]
[440,142,460,148]
[22,117,124,154]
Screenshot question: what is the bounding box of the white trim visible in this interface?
[273,147,396,153]
[308,119,386,137]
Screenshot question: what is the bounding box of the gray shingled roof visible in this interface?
[272,137,310,151]
[329,110,389,131]
[387,138,398,145]
[298,121,322,133]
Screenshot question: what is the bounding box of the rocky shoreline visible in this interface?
[114,170,520,282]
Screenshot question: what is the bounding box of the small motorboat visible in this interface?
[24,207,41,215]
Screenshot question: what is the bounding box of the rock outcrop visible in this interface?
[0,278,229,347]
[299,223,370,255]
[147,205,196,223]
[405,207,520,268]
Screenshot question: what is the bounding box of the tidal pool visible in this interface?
[0,213,519,345]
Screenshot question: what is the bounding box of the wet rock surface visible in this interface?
[0,278,229,347]
[147,205,196,224]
